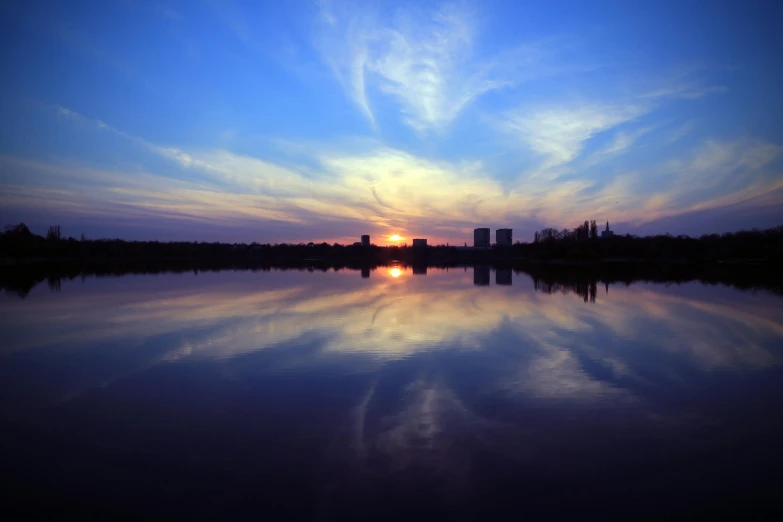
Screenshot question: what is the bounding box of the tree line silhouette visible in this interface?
[2,221,782,265]
[534,219,599,244]
[525,221,783,262]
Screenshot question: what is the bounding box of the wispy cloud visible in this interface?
[54,105,215,172]
[501,70,728,175]
[503,102,648,171]
[594,138,783,224]
[640,82,728,100]
[581,125,657,168]
[669,138,782,190]
[667,120,696,143]
[598,126,656,156]
[14,106,779,243]
[315,2,545,132]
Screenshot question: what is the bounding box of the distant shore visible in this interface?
[0,255,773,268]
[2,223,781,267]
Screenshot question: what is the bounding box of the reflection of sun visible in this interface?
[389,234,402,242]
[389,267,402,278]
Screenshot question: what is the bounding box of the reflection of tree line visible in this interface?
[1,260,781,298]
[533,278,598,303]
[520,262,783,301]
[46,276,62,293]
[0,262,375,298]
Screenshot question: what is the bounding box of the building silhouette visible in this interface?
[413,265,427,275]
[601,221,615,238]
[412,238,427,248]
[474,228,490,248]
[496,228,512,246]
[361,235,370,247]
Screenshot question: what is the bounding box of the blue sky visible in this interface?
[1,0,781,244]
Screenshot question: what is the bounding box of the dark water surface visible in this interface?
[1,267,782,520]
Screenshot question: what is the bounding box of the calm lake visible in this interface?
[1,267,782,520]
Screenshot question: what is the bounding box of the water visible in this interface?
[1,267,782,520]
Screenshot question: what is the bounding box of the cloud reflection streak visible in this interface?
[3,272,781,372]
[1,270,780,409]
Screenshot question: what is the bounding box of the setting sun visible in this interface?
[389,267,402,278]
[389,234,402,242]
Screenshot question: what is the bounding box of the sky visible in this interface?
[1,0,782,245]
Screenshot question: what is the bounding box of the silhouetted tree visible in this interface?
[4,223,32,236]
[46,225,61,241]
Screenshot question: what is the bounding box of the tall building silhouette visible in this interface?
[474,228,490,248]
[496,228,512,246]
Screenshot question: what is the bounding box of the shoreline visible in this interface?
[0,256,773,268]
[2,258,780,299]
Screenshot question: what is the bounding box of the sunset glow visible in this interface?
[389,267,402,278]
[0,1,780,243]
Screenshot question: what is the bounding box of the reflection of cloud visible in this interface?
[512,345,631,401]
[3,273,781,376]
[596,287,783,370]
[2,271,782,452]
[368,377,503,476]
[328,374,517,497]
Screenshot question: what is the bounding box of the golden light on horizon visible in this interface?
[389,267,402,278]
[389,234,402,243]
